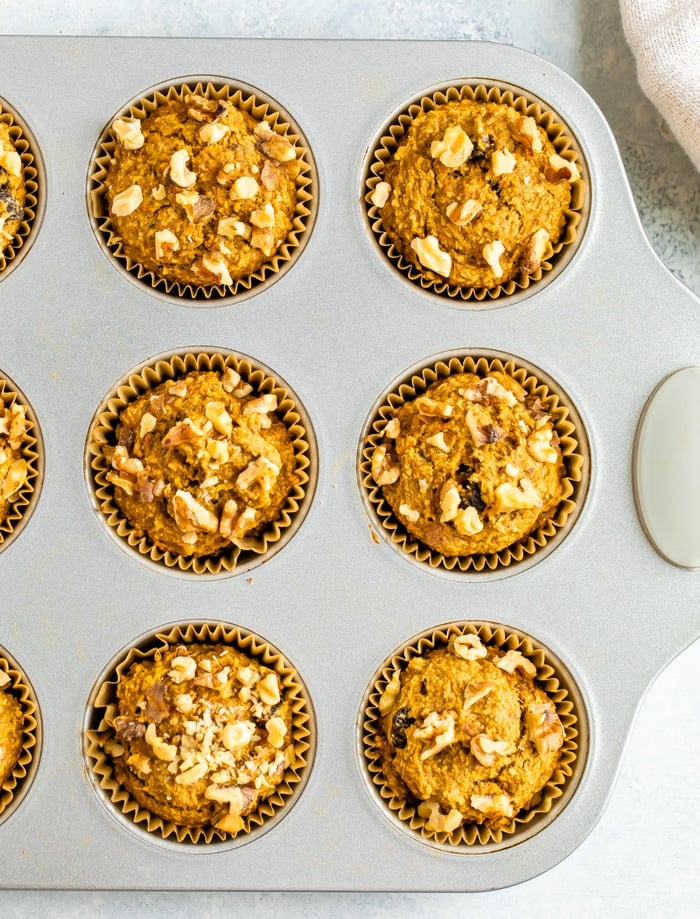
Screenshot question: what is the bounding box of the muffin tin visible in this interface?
[0,36,698,892]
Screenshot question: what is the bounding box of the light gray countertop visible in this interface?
[1,1,698,916]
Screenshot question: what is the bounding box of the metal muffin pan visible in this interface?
[0,36,698,892]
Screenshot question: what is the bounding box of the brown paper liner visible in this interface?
[364,83,586,305]
[359,351,589,574]
[88,78,316,303]
[0,372,44,552]
[0,99,42,280]
[84,620,315,846]
[86,349,316,576]
[360,621,584,850]
[0,648,41,823]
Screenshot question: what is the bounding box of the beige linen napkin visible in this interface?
[620,0,700,171]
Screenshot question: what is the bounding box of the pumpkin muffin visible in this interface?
[370,369,566,557]
[102,91,301,289]
[105,641,295,834]
[0,395,30,529]
[371,96,580,290]
[0,673,23,788]
[103,368,297,558]
[375,631,565,833]
[0,122,25,256]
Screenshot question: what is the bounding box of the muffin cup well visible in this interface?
[358,350,589,578]
[85,349,316,577]
[83,620,315,848]
[0,371,44,553]
[363,82,587,308]
[88,77,317,305]
[0,96,44,282]
[359,620,586,851]
[0,646,41,825]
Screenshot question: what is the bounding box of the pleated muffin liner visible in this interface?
[0,100,42,279]
[359,351,589,574]
[360,620,584,850]
[364,82,587,305]
[0,372,44,552]
[86,349,315,576]
[0,648,41,823]
[84,620,315,846]
[88,78,317,303]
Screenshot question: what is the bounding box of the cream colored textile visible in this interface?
[620,0,700,170]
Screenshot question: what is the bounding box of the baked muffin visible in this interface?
[376,631,565,833]
[102,91,302,289]
[102,368,298,559]
[0,122,25,256]
[0,396,30,529]
[371,96,581,291]
[0,673,23,787]
[105,642,295,834]
[370,369,565,557]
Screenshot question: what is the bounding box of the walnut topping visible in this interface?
[414,711,457,760]
[218,217,250,240]
[446,198,482,226]
[169,148,197,188]
[199,122,230,144]
[0,671,10,689]
[383,417,400,438]
[378,669,402,717]
[258,673,280,706]
[453,505,484,536]
[470,734,513,766]
[232,176,260,199]
[452,633,487,661]
[243,394,277,415]
[526,702,565,755]
[112,117,145,150]
[171,489,219,533]
[527,426,558,463]
[127,753,152,775]
[439,480,460,522]
[462,680,496,710]
[496,649,537,678]
[111,184,143,217]
[509,115,543,153]
[254,125,297,163]
[154,228,180,261]
[470,794,513,818]
[493,478,542,512]
[482,240,505,278]
[250,228,275,256]
[417,800,464,834]
[1,459,28,500]
[221,721,255,753]
[168,655,197,684]
[201,252,233,286]
[491,148,517,176]
[398,503,420,523]
[145,723,177,762]
[266,716,288,749]
[0,149,21,176]
[410,235,452,278]
[250,202,275,229]
[415,396,453,418]
[425,431,450,452]
[523,227,550,272]
[205,400,233,436]
[175,761,208,785]
[430,124,473,167]
[545,154,581,183]
[152,184,166,201]
[236,456,280,494]
[161,418,202,447]
[221,367,241,392]
[505,463,520,477]
[484,376,518,406]
[185,93,227,123]
[466,408,503,446]
[370,181,391,208]
[371,443,400,486]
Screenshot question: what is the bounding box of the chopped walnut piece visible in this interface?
[417,800,464,834]
[112,117,145,150]
[185,93,227,123]
[232,176,260,200]
[491,148,517,175]
[243,393,277,415]
[0,149,21,176]
[205,400,233,436]
[176,762,208,785]
[439,480,460,522]
[236,456,280,494]
[154,228,179,261]
[145,723,177,762]
[484,376,519,406]
[470,793,513,818]
[171,489,219,533]
[161,418,202,447]
[527,426,558,464]
[410,235,452,278]
[370,181,391,208]
[250,228,275,256]
[384,417,400,438]
[218,217,250,239]
[151,184,166,201]
[526,702,565,755]
[493,478,542,512]
[255,125,297,163]
[496,649,537,678]
[398,503,420,523]
[545,154,581,183]
[221,720,255,752]
[199,122,230,144]
[415,396,453,418]
[201,252,233,286]
[453,505,483,536]
[509,115,543,153]
[1,459,28,500]
[378,670,402,717]
[466,408,503,446]
[371,443,400,486]
[111,184,143,217]
[430,124,473,167]
[168,655,197,684]
[221,367,241,392]
[127,753,152,775]
[425,431,450,452]
[446,198,482,226]
[169,148,197,188]
[266,715,288,749]
[452,634,487,661]
[462,680,496,710]
[470,733,513,766]
[523,227,550,272]
[482,240,505,278]
[258,673,280,706]
[250,202,275,229]
[414,710,457,760]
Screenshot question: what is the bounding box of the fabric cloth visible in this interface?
[620,0,700,171]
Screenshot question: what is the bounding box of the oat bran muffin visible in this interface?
[0,396,30,528]
[0,122,25,255]
[105,642,294,833]
[372,97,580,289]
[376,632,565,832]
[371,369,565,557]
[0,673,23,788]
[103,91,301,288]
[104,368,297,558]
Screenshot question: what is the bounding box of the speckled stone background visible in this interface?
[1,1,698,916]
